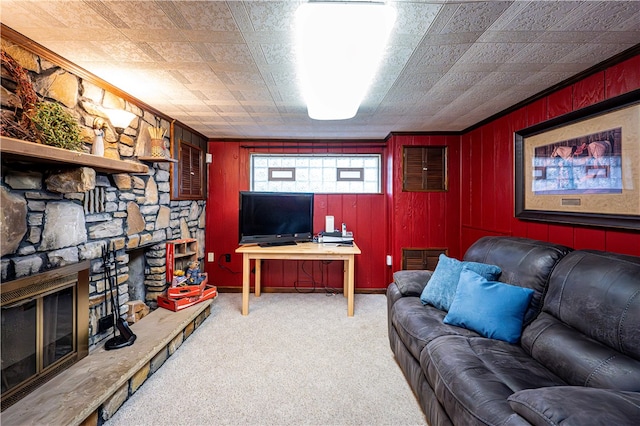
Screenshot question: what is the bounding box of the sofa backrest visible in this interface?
[521,250,640,391]
[463,236,572,325]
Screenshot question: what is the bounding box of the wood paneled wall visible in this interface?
[459,54,640,256]
[205,141,389,290]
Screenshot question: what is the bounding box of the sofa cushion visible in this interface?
[393,270,432,297]
[390,297,480,361]
[521,250,640,390]
[463,236,572,325]
[508,387,640,426]
[443,269,534,343]
[420,254,501,311]
[422,336,566,426]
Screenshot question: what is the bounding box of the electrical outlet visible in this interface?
[225,253,231,262]
[208,252,214,262]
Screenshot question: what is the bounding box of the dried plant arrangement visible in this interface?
[148,127,166,139]
[30,102,84,151]
[0,49,38,140]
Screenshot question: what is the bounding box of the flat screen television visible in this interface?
[239,191,314,246]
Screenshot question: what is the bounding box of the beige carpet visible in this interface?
[107,292,427,425]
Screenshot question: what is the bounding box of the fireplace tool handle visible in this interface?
[104,244,137,350]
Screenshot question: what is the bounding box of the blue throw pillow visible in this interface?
[443,269,534,343]
[420,254,501,311]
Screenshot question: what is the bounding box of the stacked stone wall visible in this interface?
[1,39,206,350]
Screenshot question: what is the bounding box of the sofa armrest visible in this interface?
[392,270,432,297]
[508,386,640,426]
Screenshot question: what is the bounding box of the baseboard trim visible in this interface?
[216,286,386,294]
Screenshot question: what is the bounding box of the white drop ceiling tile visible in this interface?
[395,73,444,90]
[480,71,535,87]
[203,43,254,65]
[558,1,640,32]
[120,29,187,43]
[448,62,500,73]
[394,2,441,35]
[435,71,494,89]
[106,1,177,30]
[258,43,294,65]
[522,70,579,87]
[496,62,547,73]
[562,43,628,66]
[458,42,528,65]
[415,43,473,66]
[494,1,585,31]
[477,31,541,44]
[616,10,640,31]
[42,41,111,63]
[591,32,640,45]
[32,1,114,29]
[181,30,243,44]
[509,42,583,65]
[145,41,203,63]
[244,1,299,32]
[207,103,247,114]
[0,1,50,28]
[534,31,614,44]
[174,1,237,32]
[222,71,267,87]
[440,1,512,34]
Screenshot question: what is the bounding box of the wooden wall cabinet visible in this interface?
[170,123,207,200]
[402,248,447,271]
[403,146,447,192]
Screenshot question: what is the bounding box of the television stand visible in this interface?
[258,241,297,247]
[235,243,361,316]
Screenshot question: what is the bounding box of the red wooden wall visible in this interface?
[204,141,389,291]
[459,54,640,256]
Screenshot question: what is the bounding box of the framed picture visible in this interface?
[515,90,640,230]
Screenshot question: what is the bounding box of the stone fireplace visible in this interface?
[1,37,207,409]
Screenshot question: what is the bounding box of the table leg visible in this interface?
[242,254,250,315]
[343,259,348,298]
[255,259,261,297]
[346,255,354,317]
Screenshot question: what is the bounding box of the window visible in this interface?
[403,146,447,192]
[250,154,381,193]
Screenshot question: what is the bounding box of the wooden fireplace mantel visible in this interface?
[0,136,149,174]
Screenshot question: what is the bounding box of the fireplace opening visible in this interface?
[1,261,89,411]
[127,248,147,303]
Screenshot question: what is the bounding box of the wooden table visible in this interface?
[235,242,361,316]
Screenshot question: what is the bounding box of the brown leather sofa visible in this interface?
[387,236,640,425]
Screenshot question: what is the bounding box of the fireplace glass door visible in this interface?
[1,262,88,411]
[1,286,75,397]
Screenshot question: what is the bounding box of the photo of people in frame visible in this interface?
[532,127,623,195]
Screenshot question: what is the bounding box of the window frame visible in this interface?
[249,153,382,194]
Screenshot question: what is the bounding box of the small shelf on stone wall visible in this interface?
[138,156,178,163]
[0,136,149,174]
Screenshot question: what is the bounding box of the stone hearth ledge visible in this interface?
[1,299,214,426]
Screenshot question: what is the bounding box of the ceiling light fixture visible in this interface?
[295,1,396,120]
